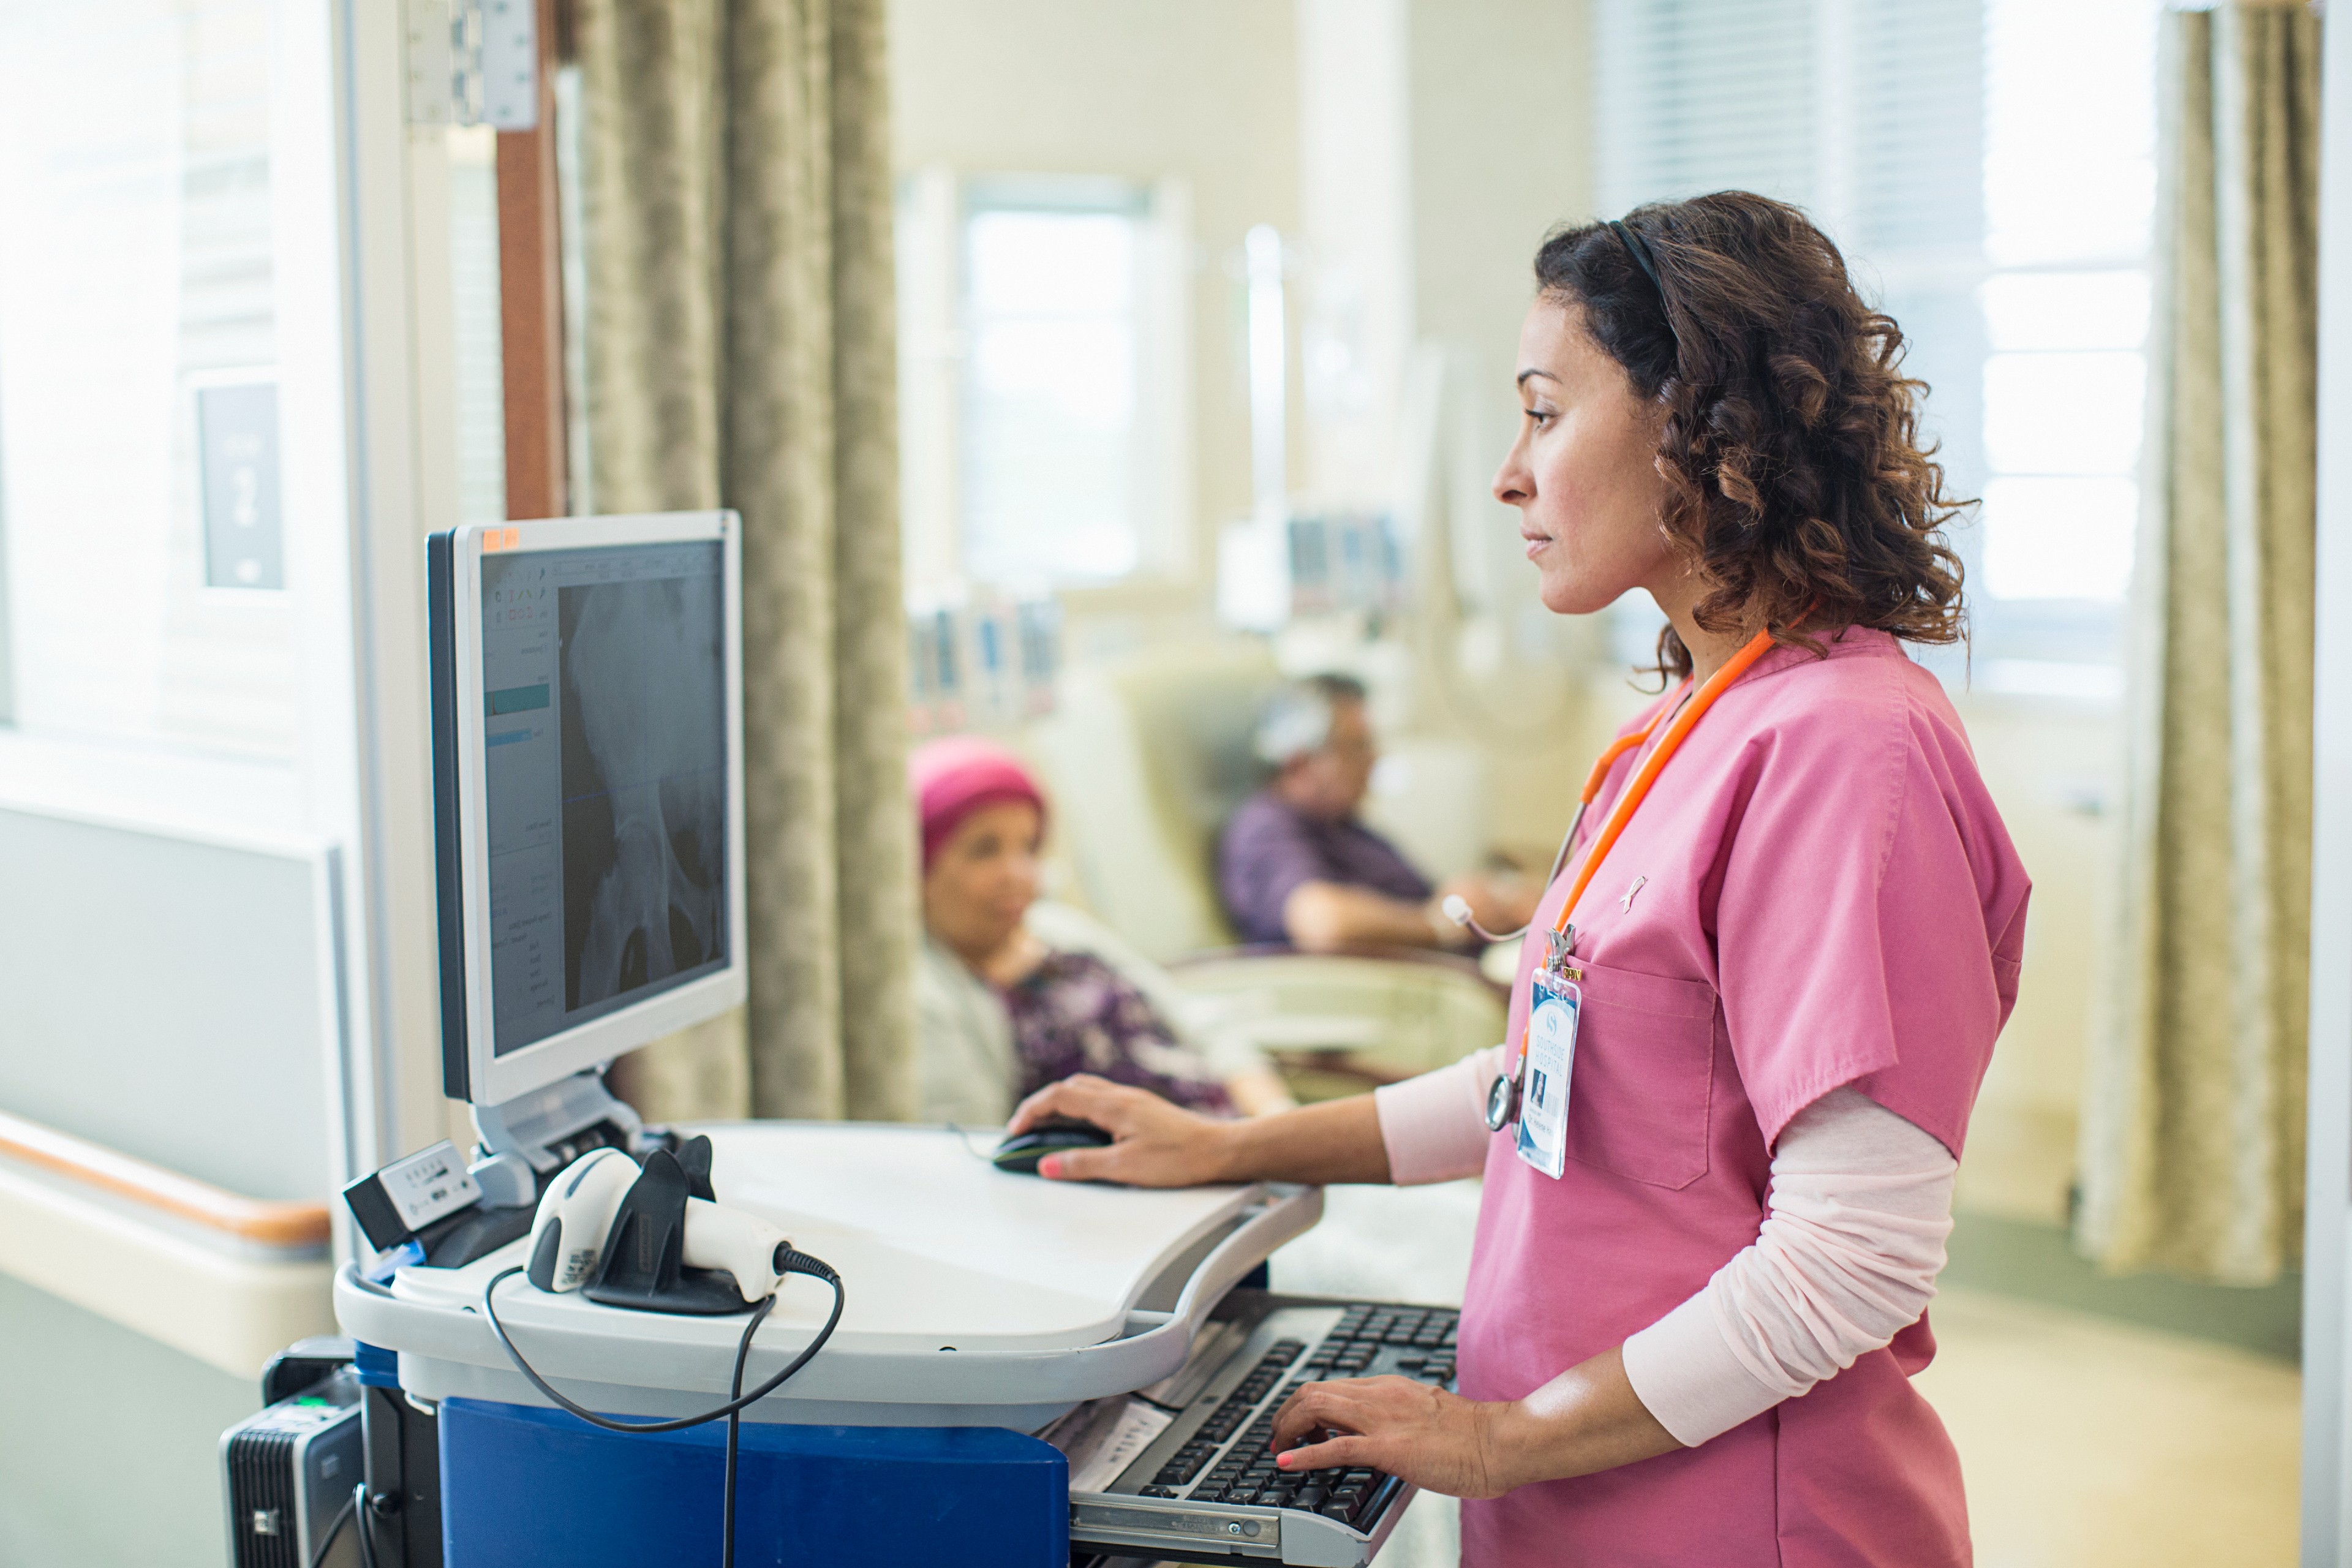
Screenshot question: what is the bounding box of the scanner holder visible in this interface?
[673,1134,718,1202]
[581,1141,750,1316]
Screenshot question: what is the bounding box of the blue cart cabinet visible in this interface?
[438,1399,1069,1567]
[336,1128,1324,1564]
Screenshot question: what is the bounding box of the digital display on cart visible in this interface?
[430,513,746,1107]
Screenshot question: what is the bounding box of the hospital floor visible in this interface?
[1254,1183,2302,1568]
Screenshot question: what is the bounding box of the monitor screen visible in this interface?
[477,539,729,1057]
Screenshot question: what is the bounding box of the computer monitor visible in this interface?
[428,511,747,1110]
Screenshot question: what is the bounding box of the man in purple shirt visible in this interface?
[1216,674,1537,951]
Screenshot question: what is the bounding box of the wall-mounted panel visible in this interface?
[0,809,332,1201]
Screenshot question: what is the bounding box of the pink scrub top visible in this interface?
[1458,628,2029,1568]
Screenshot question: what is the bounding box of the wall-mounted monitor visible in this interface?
[427,511,747,1110]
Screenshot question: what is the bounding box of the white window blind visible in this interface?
[1976,0,2156,638]
[1594,0,1818,225]
[1593,0,2156,676]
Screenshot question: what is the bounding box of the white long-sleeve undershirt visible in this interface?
[1372,1052,1956,1447]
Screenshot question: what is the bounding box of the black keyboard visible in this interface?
[1117,1300,1458,1538]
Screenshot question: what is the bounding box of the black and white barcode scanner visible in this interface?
[524,1144,805,1306]
[488,1138,844,1568]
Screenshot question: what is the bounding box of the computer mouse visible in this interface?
[990,1118,1115,1176]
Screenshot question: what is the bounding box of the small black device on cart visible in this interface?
[219,1340,364,1568]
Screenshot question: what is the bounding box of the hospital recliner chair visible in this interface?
[1032,642,1506,1099]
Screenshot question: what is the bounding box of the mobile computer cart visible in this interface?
[317,513,1450,1566]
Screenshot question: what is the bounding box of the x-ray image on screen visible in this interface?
[557,569,728,1012]
[477,538,729,1058]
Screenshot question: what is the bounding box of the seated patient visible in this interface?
[1218,674,1538,952]
[911,736,1294,1126]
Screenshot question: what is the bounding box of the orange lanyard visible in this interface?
[1555,682,1687,873]
[1539,624,1781,971]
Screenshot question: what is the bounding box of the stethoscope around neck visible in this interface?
[1440,695,1682,948]
[1470,627,1781,1132]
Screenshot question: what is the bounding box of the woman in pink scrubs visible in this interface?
[1011,190,2029,1566]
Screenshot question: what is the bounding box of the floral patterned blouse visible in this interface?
[1001,950,1233,1114]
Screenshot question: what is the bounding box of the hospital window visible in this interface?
[1972,0,2156,676]
[0,0,300,761]
[896,172,1191,605]
[1593,0,2158,688]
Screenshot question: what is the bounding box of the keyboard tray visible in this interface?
[1066,1290,1457,1567]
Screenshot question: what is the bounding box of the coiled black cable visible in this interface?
[483,1250,845,1568]
[306,1487,355,1568]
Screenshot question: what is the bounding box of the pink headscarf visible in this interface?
[908,735,1047,871]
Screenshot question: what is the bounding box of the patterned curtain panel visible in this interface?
[2079,1,2320,1284]
[572,0,916,1123]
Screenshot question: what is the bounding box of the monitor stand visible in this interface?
[468,1069,646,1204]
[409,1069,654,1272]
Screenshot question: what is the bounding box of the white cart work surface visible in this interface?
[334,1122,1322,1430]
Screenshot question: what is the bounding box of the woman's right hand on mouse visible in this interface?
[1007,1075,1235,1187]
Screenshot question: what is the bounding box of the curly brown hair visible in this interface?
[1536,191,1969,682]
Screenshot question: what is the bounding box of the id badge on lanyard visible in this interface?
[1513,966,1580,1179]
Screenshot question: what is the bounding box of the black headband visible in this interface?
[1608,218,1669,304]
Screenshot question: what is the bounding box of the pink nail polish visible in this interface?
[1039,1156,1061,1179]
[1276,1453,1292,1469]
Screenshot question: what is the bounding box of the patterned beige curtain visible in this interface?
[2079,1,2319,1284]
[570,0,916,1123]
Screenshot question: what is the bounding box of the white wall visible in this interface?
[1406,0,1593,379]
[1396,0,1600,859]
[1293,0,1411,513]
[1950,695,2120,1223]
